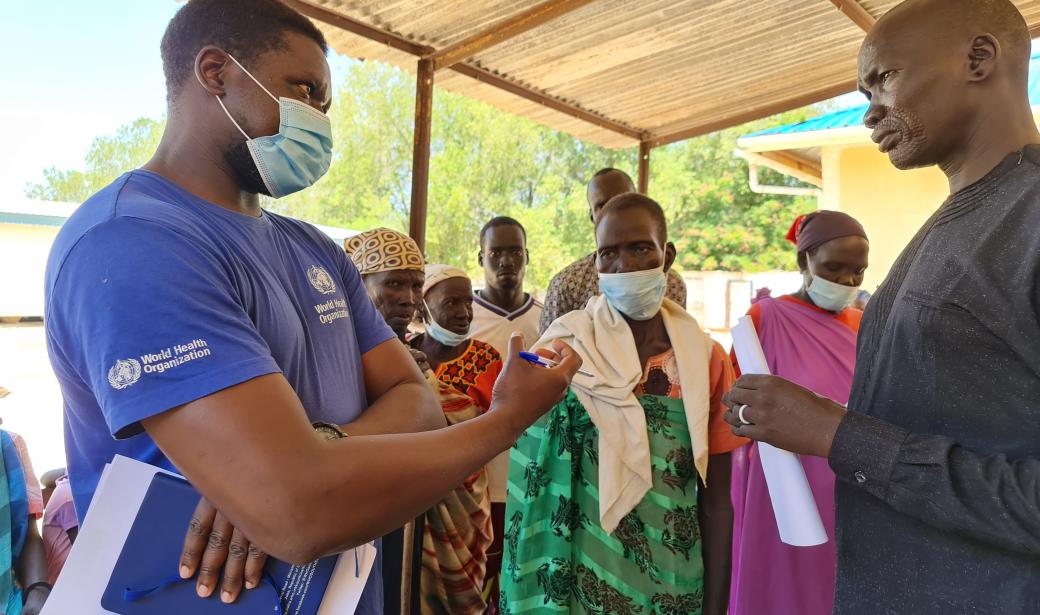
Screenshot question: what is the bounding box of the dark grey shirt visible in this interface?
[829,147,1040,614]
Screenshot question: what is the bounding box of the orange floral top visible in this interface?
[634,343,747,454]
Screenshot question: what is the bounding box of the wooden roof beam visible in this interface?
[450,63,646,140]
[427,0,598,71]
[826,0,876,32]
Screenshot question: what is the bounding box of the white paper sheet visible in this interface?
[43,456,173,615]
[731,316,829,547]
[43,455,375,614]
[316,542,377,615]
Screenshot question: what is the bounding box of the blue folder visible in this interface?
[101,472,337,614]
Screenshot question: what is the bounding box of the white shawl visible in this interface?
[536,295,713,533]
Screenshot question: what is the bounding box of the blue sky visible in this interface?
[0,1,350,201]
[0,2,179,200]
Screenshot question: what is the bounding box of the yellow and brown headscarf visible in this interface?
[344,228,425,275]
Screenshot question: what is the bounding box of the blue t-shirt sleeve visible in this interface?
[47,217,281,439]
[333,244,396,354]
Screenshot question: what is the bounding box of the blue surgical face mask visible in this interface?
[598,267,667,321]
[423,301,470,347]
[807,275,859,312]
[212,54,333,198]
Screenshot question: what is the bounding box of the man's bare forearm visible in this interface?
[345,339,445,436]
[343,379,445,436]
[299,407,522,557]
[148,338,579,567]
[146,374,526,565]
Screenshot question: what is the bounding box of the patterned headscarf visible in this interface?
[423,264,470,295]
[344,228,425,275]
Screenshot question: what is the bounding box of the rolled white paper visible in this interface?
[731,316,829,547]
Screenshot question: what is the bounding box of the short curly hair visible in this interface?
[480,216,527,249]
[161,0,328,102]
[596,192,668,241]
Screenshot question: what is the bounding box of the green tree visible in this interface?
[26,117,165,202]
[272,60,634,289]
[26,60,821,289]
[651,113,817,273]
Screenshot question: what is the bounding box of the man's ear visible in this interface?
[477,251,484,267]
[195,46,232,96]
[525,249,531,265]
[663,241,677,274]
[967,34,1000,83]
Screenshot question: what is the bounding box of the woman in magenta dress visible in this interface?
[729,211,869,615]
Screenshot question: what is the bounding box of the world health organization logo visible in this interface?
[307,265,337,295]
[108,358,142,390]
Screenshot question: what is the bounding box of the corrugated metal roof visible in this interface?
[746,50,1040,139]
[297,0,1040,148]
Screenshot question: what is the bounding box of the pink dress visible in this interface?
[728,296,860,615]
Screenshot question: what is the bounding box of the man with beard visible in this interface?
[42,0,580,610]
[724,0,1040,612]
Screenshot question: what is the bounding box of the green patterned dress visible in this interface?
[501,388,704,615]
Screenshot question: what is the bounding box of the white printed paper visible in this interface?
[731,316,829,547]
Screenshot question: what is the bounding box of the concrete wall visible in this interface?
[820,144,949,291]
[683,270,802,331]
[0,222,60,318]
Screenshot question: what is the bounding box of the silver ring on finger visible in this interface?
[738,404,752,425]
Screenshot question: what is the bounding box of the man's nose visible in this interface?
[863,102,886,129]
[617,254,641,273]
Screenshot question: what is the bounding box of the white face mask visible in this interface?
[598,267,667,321]
[210,54,333,198]
[423,300,470,347]
[807,275,860,312]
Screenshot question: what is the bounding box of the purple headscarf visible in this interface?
[786,211,867,253]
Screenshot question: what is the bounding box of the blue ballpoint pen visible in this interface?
[518,351,593,378]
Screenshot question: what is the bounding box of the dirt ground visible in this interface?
[0,322,68,480]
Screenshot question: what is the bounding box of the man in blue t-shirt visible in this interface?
[43,0,580,610]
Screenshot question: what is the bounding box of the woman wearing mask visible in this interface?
[410,265,502,614]
[728,211,869,615]
[502,194,743,615]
